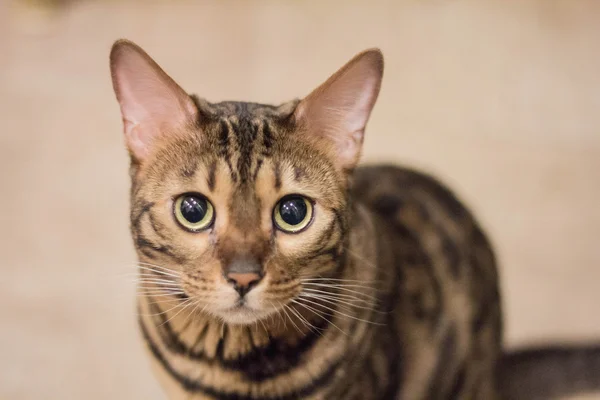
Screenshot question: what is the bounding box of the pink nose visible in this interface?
[226,272,262,295]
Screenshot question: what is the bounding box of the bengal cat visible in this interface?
[109,39,600,400]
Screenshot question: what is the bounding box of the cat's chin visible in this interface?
[217,306,275,325]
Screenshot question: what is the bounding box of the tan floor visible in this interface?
[2,0,600,399]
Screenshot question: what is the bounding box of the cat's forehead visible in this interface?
[145,97,338,202]
[210,101,283,118]
[197,99,299,121]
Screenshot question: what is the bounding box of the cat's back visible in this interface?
[353,164,503,399]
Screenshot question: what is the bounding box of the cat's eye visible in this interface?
[273,195,313,233]
[174,194,215,232]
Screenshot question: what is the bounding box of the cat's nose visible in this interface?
[225,257,263,297]
[227,272,262,296]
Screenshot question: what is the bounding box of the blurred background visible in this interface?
[1,0,599,398]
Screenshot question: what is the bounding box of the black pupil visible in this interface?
[180,196,208,224]
[279,197,307,226]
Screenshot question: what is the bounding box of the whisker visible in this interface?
[291,300,347,336]
[159,298,197,327]
[257,313,269,333]
[133,272,177,278]
[138,261,180,273]
[286,306,311,333]
[301,278,382,284]
[137,290,186,297]
[137,265,180,279]
[270,301,287,330]
[136,284,183,290]
[305,292,390,314]
[134,277,180,285]
[295,297,385,326]
[301,283,379,301]
[302,282,380,290]
[134,272,179,280]
[139,299,191,317]
[299,292,378,313]
[302,295,356,313]
[280,303,302,336]
[145,297,186,307]
[285,304,309,335]
[181,301,205,331]
[286,304,323,335]
[138,296,192,317]
[137,287,185,293]
[300,287,378,305]
[136,290,186,297]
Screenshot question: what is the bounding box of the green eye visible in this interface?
[273,195,313,233]
[174,194,215,232]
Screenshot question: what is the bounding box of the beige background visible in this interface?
[1,0,599,399]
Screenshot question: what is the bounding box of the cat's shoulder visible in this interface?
[352,164,471,221]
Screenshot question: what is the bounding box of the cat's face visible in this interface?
[110,40,383,324]
[129,103,348,324]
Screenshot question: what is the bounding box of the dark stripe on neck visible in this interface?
[147,298,332,382]
[139,315,343,399]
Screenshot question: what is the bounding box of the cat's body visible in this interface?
[110,40,599,400]
[137,159,501,400]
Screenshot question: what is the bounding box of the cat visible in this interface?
[109,39,600,400]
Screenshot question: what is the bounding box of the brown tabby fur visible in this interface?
[111,40,504,399]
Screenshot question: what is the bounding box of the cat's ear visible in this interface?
[293,49,383,171]
[109,39,198,161]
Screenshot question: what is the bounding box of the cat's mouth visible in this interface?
[230,298,248,310]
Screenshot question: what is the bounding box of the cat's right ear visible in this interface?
[109,39,198,161]
[292,49,383,172]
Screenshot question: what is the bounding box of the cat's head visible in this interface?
[110,40,383,325]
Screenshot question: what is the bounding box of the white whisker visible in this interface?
[281,303,302,336]
[138,290,186,297]
[291,300,347,336]
[139,299,190,317]
[300,287,377,305]
[295,296,385,326]
[300,293,377,313]
[132,278,179,285]
[270,301,287,330]
[138,261,180,273]
[137,265,180,279]
[301,283,379,301]
[287,304,323,335]
[301,278,382,284]
[159,298,196,327]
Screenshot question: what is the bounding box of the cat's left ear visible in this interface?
[293,49,383,171]
[109,39,198,161]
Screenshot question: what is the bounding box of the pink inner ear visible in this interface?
[294,49,383,170]
[124,122,152,159]
[110,41,197,161]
